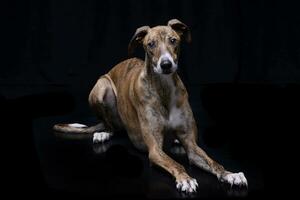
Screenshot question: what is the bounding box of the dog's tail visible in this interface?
[53,122,105,134]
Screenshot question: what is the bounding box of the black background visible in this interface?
[1,0,299,198]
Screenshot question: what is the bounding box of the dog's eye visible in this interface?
[147,41,155,48]
[170,38,177,44]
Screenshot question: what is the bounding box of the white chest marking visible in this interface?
[168,107,184,128]
[161,75,185,129]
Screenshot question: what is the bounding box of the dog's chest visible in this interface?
[159,77,185,129]
[167,105,184,129]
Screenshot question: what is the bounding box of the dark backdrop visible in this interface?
[2,0,300,92]
[1,0,299,198]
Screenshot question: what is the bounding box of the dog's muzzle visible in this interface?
[160,59,173,74]
[155,52,178,75]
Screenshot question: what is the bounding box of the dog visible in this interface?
[53,19,248,193]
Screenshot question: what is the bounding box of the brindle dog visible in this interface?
[54,19,248,193]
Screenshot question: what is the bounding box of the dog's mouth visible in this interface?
[162,68,173,74]
[152,63,177,75]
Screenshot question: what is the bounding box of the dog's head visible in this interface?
[128,19,191,75]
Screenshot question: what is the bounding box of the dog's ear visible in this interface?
[168,19,191,43]
[128,26,150,56]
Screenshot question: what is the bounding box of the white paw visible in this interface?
[174,139,180,144]
[176,178,198,193]
[68,123,87,128]
[93,132,112,143]
[221,172,248,187]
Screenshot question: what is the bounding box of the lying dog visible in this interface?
[54,19,247,193]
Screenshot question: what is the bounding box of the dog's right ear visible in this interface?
[128,26,150,56]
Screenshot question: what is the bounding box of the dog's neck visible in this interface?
[143,53,177,110]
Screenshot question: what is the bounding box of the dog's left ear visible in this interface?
[128,26,150,56]
[168,19,191,43]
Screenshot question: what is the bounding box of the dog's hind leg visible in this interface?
[89,75,123,143]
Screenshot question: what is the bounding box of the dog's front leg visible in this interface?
[177,128,248,187]
[138,107,198,193]
[175,106,248,187]
[148,145,199,193]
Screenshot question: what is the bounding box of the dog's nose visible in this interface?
[160,59,172,70]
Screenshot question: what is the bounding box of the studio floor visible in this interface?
[32,116,264,199]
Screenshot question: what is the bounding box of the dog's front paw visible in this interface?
[176,177,198,193]
[220,172,248,187]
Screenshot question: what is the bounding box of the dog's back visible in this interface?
[107,57,144,91]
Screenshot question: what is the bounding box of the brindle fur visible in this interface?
[54,19,247,193]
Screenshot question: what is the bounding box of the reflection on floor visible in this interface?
[33,117,264,198]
